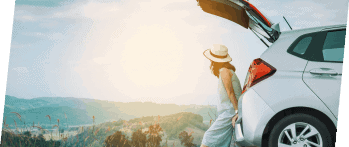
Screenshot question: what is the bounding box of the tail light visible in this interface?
[241,58,276,94]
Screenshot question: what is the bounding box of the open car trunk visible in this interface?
[197,0,280,43]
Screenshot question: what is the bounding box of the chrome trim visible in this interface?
[235,124,244,141]
[234,118,255,146]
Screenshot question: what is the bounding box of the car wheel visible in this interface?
[268,113,333,147]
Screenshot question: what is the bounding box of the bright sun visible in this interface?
[120,25,184,88]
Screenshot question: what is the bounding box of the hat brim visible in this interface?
[203,49,232,63]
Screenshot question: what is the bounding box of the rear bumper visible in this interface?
[234,88,276,146]
[234,117,255,146]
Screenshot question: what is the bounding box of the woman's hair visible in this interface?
[210,61,236,78]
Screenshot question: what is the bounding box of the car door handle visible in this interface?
[309,68,338,76]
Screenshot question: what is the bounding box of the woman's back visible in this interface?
[217,68,242,115]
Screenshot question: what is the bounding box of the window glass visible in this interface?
[322,30,346,62]
[293,36,312,55]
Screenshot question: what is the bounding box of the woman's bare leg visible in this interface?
[200,144,209,147]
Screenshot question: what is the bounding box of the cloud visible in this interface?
[12,67,28,74]
[47,32,66,41]
[19,15,35,21]
[21,32,45,37]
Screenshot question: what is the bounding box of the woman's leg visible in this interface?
[202,111,235,147]
[200,144,209,147]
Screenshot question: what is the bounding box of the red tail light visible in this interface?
[241,58,276,94]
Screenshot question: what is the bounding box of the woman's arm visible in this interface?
[220,68,238,111]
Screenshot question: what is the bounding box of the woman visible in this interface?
[201,44,241,147]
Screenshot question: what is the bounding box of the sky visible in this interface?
[2,0,349,106]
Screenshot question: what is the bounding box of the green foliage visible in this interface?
[131,129,147,147]
[105,123,164,147]
[178,131,197,147]
[104,131,132,147]
[23,130,32,137]
[145,123,163,147]
[1,130,61,147]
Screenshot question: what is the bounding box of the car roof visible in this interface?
[281,24,347,35]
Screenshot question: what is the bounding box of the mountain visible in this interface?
[4,96,86,110]
[2,95,217,130]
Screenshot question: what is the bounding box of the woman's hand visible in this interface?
[232,114,239,128]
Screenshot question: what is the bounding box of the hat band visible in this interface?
[210,51,228,59]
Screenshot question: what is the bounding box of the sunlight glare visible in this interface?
[121,24,184,88]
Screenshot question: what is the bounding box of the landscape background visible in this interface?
[3,95,217,128]
[2,95,217,146]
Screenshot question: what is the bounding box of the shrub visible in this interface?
[131,129,147,147]
[105,123,164,147]
[1,130,61,147]
[179,131,197,147]
[104,131,131,147]
[145,123,163,147]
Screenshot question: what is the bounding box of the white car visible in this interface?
[196,0,346,146]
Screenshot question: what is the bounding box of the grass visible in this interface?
[2,111,204,147]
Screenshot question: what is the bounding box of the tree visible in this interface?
[145,123,163,147]
[131,129,147,147]
[179,131,197,147]
[104,131,131,147]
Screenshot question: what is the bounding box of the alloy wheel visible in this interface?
[278,122,323,147]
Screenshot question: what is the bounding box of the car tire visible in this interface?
[268,113,333,147]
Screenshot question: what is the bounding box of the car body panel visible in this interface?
[260,33,309,72]
[235,88,275,146]
[196,0,249,28]
[251,70,338,127]
[302,29,345,119]
[303,61,343,118]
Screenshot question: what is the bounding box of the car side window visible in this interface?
[322,30,346,62]
[292,37,312,55]
[287,32,320,60]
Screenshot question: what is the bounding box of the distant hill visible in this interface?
[4,95,86,111]
[2,95,217,130]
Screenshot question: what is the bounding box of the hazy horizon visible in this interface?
[4,94,219,106]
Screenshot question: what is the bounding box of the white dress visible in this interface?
[201,68,242,147]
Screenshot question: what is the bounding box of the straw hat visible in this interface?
[203,44,232,62]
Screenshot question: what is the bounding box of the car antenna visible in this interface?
[250,28,269,48]
[283,16,293,30]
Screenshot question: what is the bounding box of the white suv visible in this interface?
[196,0,346,146]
